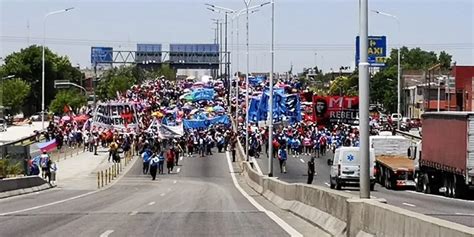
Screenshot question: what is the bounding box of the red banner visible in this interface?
[312,96,359,126]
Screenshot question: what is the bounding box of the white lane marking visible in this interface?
[129,211,138,216]
[160,193,165,197]
[148,201,155,206]
[180,157,183,161]
[0,189,100,216]
[345,190,351,193]
[0,153,139,216]
[100,230,114,237]
[173,180,177,184]
[225,152,303,237]
[455,213,474,216]
[251,156,263,175]
[405,190,474,203]
[324,182,330,187]
[299,158,305,163]
[402,202,416,207]
[176,168,181,173]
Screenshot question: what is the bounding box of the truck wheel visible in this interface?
[443,176,452,197]
[415,173,423,192]
[335,179,342,190]
[453,175,465,199]
[422,174,431,194]
[385,170,392,189]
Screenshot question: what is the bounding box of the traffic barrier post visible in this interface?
[101,171,104,187]
[97,172,100,189]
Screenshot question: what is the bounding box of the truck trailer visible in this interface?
[416,112,474,198]
[370,136,415,189]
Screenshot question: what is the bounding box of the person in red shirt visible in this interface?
[166,148,175,174]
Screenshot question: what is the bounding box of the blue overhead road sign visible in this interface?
[91,47,113,64]
[355,36,387,67]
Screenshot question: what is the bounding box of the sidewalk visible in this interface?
[54,148,114,190]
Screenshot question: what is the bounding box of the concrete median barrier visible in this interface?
[0,176,47,192]
[347,198,474,237]
[237,140,474,237]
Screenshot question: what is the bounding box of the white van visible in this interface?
[329,147,376,190]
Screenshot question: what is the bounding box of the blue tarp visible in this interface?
[183,115,231,129]
[247,88,302,124]
[191,88,215,101]
[249,76,266,86]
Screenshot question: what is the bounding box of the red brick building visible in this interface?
[453,65,474,111]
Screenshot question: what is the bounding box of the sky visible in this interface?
[0,0,473,74]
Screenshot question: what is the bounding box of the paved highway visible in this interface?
[0,151,324,237]
[0,121,42,144]
[253,151,474,227]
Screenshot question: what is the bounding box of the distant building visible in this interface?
[452,65,474,111]
[403,65,474,118]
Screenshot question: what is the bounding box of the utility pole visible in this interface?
[358,0,370,199]
[268,0,275,177]
[220,22,223,81]
[225,13,230,108]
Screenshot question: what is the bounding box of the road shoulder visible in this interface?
[232,160,330,237]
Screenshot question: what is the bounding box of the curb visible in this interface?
[0,183,55,200]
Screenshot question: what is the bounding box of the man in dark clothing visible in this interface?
[149,156,159,180]
[230,135,237,162]
[307,157,316,184]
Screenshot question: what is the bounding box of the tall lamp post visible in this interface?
[372,10,401,129]
[268,0,275,177]
[207,2,270,161]
[359,0,370,199]
[42,7,75,129]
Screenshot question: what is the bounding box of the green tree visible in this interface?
[0,45,83,115]
[328,74,358,96]
[96,66,138,100]
[2,79,31,115]
[49,90,87,115]
[146,64,177,81]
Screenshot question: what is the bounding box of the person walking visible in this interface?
[157,151,165,174]
[149,155,159,180]
[307,157,316,184]
[230,134,237,162]
[108,140,118,162]
[142,149,152,175]
[40,151,50,180]
[174,144,183,166]
[277,147,287,174]
[49,160,58,185]
[166,148,175,173]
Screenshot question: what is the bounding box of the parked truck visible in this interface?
[370,135,415,189]
[413,112,474,198]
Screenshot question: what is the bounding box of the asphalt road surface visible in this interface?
[253,150,474,227]
[0,152,312,237]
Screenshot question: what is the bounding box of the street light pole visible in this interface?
[245,0,251,161]
[372,10,401,129]
[359,0,370,199]
[42,7,74,130]
[268,0,275,177]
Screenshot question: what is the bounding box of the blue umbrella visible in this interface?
[213,105,225,112]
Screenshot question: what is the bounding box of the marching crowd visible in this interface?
[31,72,371,185]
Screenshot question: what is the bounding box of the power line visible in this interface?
[1,35,472,52]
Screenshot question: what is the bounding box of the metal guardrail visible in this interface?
[395,130,422,141]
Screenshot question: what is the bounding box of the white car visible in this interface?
[391,113,402,122]
[0,118,7,132]
[329,147,376,190]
